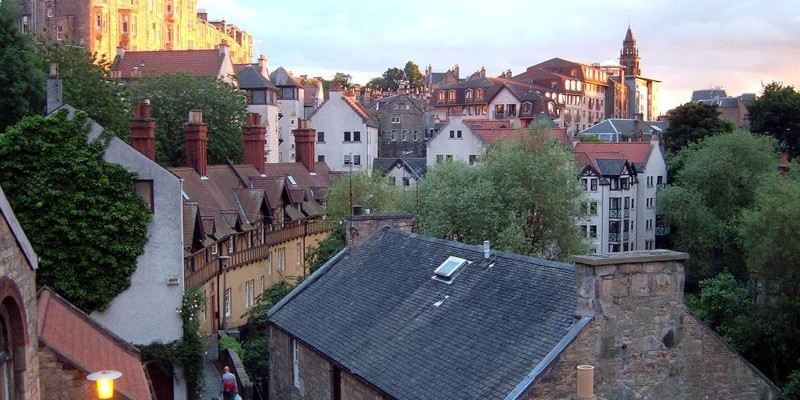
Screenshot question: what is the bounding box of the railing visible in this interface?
[655,226,671,236]
[608,232,630,243]
[609,208,623,219]
[657,183,670,191]
[184,220,335,289]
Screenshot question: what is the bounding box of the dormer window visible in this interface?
[522,102,532,114]
[437,91,445,102]
[476,88,484,100]
[465,89,473,101]
[448,90,456,102]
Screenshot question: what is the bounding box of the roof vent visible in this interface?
[433,256,468,283]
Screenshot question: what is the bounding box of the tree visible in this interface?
[128,73,248,166]
[418,125,586,261]
[738,174,800,300]
[748,82,800,157]
[366,76,387,90]
[304,223,345,274]
[658,130,778,285]
[323,172,406,222]
[36,42,130,139]
[403,61,425,91]
[0,111,151,312]
[0,2,45,132]
[381,67,405,91]
[331,72,353,89]
[663,102,734,154]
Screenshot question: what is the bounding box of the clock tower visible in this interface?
[620,25,641,77]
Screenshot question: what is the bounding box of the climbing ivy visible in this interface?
[0,111,150,312]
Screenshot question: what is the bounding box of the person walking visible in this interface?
[221,366,238,400]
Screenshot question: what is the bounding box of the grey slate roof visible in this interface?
[691,89,727,102]
[236,65,278,90]
[579,118,657,135]
[372,157,427,179]
[268,228,584,400]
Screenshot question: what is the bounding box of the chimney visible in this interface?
[292,119,316,173]
[218,40,229,57]
[346,213,414,248]
[197,9,208,21]
[257,54,269,76]
[243,112,266,174]
[576,365,595,400]
[46,63,63,114]
[131,99,156,160]
[184,110,208,177]
[483,240,491,259]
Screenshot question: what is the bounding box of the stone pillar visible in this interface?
[131,99,156,160]
[292,119,316,173]
[184,110,208,177]
[243,113,266,174]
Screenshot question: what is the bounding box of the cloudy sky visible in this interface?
[199,0,799,115]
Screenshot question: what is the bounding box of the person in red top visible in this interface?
[221,365,237,400]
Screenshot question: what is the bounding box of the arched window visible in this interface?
[476,89,484,100]
[522,102,532,114]
[448,90,456,102]
[437,91,445,102]
[0,317,11,400]
[465,89,473,101]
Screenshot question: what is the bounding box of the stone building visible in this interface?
[371,93,427,158]
[0,184,40,400]
[267,224,779,399]
[9,0,252,63]
[619,26,660,121]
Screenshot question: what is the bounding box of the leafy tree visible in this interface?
[663,102,734,154]
[785,370,800,400]
[36,42,130,139]
[658,130,778,285]
[305,223,345,274]
[331,72,353,88]
[685,272,749,332]
[739,174,800,300]
[418,125,586,260]
[366,76,387,90]
[748,82,800,157]
[323,172,405,222]
[403,61,425,90]
[0,111,151,312]
[381,67,405,91]
[128,73,248,166]
[0,2,45,132]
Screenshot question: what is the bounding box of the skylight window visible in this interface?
[433,256,468,283]
[287,175,297,186]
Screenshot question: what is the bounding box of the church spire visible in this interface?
[620,25,640,76]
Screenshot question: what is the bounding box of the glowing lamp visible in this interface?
[87,370,122,399]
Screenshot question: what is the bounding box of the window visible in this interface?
[469,155,478,165]
[580,224,588,237]
[390,130,396,141]
[436,155,443,163]
[296,243,302,266]
[646,219,654,231]
[343,155,352,165]
[449,130,455,139]
[448,90,456,101]
[278,248,286,271]
[95,12,102,28]
[391,116,400,124]
[465,89,473,101]
[353,131,361,142]
[260,276,265,293]
[228,236,235,254]
[438,91,445,102]
[133,180,154,213]
[657,175,664,185]
[402,177,410,187]
[211,243,218,255]
[292,339,301,388]
[268,253,273,275]
[457,130,462,139]
[621,177,630,190]
[121,15,129,34]
[647,176,654,187]
[344,131,351,142]
[446,155,453,161]
[401,130,408,141]
[317,155,325,162]
[224,288,231,317]
[353,155,361,165]
[589,225,598,238]
[589,201,598,215]
[646,197,654,209]
[413,131,419,141]
[476,89,484,100]
[247,90,266,105]
[317,132,325,142]
[56,24,63,41]
[245,280,255,308]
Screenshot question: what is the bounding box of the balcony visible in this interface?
[655,225,671,236]
[608,231,630,243]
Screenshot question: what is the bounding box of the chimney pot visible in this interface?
[189,110,203,124]
[483,240,491,259]
[576,365,595,400]
[131,99,156,160]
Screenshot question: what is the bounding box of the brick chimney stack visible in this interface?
[184,110,208,177]
[243,112,266,174]
[346,212,414,249]
[292,119,316,173]
[131,99,156,160]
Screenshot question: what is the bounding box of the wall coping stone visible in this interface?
[573,250,688,266]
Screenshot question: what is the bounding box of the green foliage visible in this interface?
[242,278,302,332]
[0,111,150,312]
[381,67,405,91]
[219,335,243,357]
[241,333,268,378]
[141,290,205,400]
[748,82,800,157]
[663,102,734,154]
[685,273,749,331]
[331,72,353,88]
[128,73,248,166]
[403,61,425,90]
[658,130,778,284]
[305,223,346,274]
[739,174,800,299]
[35,42,130,140]
[418,126,586,261]
[0,2,45,132]
[324,172,406,222]
[784,370,800,400]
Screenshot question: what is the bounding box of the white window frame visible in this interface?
[224,288,231,317]
[292,339,301,388]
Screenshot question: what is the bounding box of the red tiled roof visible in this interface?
[573,142,653,165]
[465,120,570,147]
[111,49,224,79]
[37,288,151,400]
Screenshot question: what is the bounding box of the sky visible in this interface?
[198,0,799,115]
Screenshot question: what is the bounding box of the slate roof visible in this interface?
[691,89,727,102]
[269,228,587,400]
[573,142,653,166]
[462,120,571,148]
[110,49,225,79]
[372,157,427,179]
[270,67,302,87]
[38,288,151,400]
[579,118,658,136]
[235,64,278,90]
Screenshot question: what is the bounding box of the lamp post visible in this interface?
[219,255,231,332]
[87,370,122,399]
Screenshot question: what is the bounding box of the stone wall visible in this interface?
[37,346,94,400]
[346,213,414,248]
[0,194,40,400]
[340,371,383,400]
[523,251,780,400]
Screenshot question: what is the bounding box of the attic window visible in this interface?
[433,256,468,283]
[287,176,297,186]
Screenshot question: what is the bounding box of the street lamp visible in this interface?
[87,370,122,399]
[219,255,231,332]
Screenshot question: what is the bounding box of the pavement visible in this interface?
[201,333,223,400]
